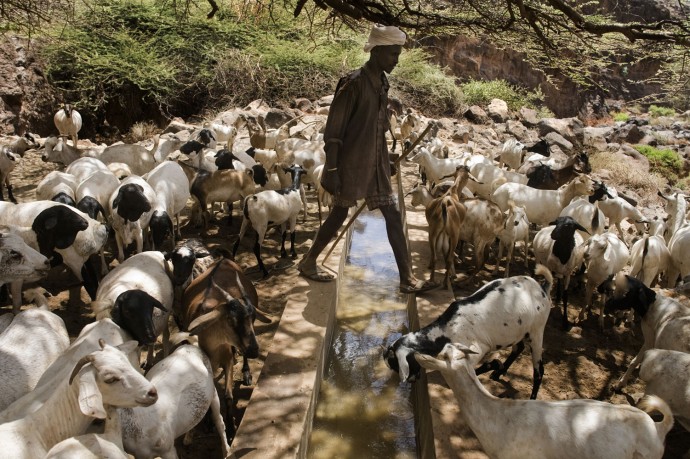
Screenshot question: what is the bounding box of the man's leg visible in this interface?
[298,205,349,280]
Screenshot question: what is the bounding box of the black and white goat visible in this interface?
[533,215,589,330]
[142,161,191,250]
[384,265,553,400]
[232,164,306,276]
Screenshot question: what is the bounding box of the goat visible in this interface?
[493,202,530,278]
[665,224,690,288]
[524,152,591,190]
[190,166,267,229]
[53,103,82,147]
[246,114,292,149]
[466,161,527,199]
[0,300,70,411]
[533,216,589,330]
[119,341,231,458]
[497,137,526,170]
[142,161,191,250]
[456,197,505,279]
[578,232,630,329]
[35,170,78,207]
[385,265,553,400]
[97,136,160,176]
[598,194,648,241]
[415,343,673,459]
[604,274,690,391]
[0,201,107,309]
[75,169,120,223]
[658,190,688,243]
[0,339,158,459]
[629,234,671,287]
[408,147,470,187]
[41,136,83,166]
[108,177,155,262]
[0,228,50,288]
[0,133,40,202]
[491,175,594,226]
[639,348,690,431]
[178,257,271,437]
[65,156,110,183]
[232,164,306,276]
[559,197,606,236]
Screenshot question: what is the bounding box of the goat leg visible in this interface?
[253,235,269,277]
[490,341,526,380]
[241,355,252,386]
[280,230,288,258]
[5,184,16,204]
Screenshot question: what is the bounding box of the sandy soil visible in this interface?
[4,141,689,458]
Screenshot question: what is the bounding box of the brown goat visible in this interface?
[178,257,270,437]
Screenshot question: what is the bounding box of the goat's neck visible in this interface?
[102,406,125,447]
[560,182,584,207]
[442,364,508,448]
[27,378,95,450]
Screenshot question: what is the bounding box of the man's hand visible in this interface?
[321,168,340,195]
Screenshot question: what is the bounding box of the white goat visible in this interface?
[0,297,70,411]
[143,161,191,249]
[665,224,690,288]
[533,216,588,330]
[0,133,40,203]
[66,156,111,183]
[94,136,161,176]
[385,265,553,400]
[559,196,606,236]
[53,104,82,147]
[119,342,230,459]
[0,228,50,287]
[579,232,630,329]
[658,190,688,243]
[35,170,78,206]
[0,340,158,459]
[108,176,156,261]
[75,169,120,222]
[415,343,674,459]
[491,175,594,226]
[466,161,527,199]
[598,195,648,240]
[629,235,671,287]
[232,165,306,277]
[493,202,530,278]
[605,274,690,391]
[639,348,690,431]
[408,147,469,186]
[497,137,526,170]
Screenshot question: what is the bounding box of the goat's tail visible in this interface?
[636,395,674,441]
[243,194,256,219]
[533,264,553,298]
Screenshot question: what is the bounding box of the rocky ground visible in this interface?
[2,102,690,457]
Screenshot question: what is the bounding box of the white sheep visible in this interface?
[415,343,674,459]
[629,235,671,287]
[639,348,690,431]
[53,104,82,147]
[605,274,690,391]
[533,216,588,330]
[0,294,70,411]
[0,339,158,459]
[119,342,230,459]
[142,161,191,249]
[579,232,630,329]
[491,175,594,226]
[232,165,306,276]
[493,202,530,278]
[385,265,553,400]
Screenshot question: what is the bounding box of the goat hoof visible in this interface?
[242,372,252,386]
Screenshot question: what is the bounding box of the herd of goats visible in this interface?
[0,98,689,458]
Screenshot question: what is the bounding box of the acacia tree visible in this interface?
[285,0,690,107]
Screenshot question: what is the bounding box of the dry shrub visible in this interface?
[590,150,666,205]
[127,121,159,143]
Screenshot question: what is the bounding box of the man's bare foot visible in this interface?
[298,261,335,282]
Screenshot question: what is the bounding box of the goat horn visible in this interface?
[69,354,94,385]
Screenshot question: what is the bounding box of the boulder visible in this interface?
[544,131,573,152]
[519,107,540,127]
[538,117,584,148]
[506,119,529,140]
[487,98,510,123]
[463,105,489,124]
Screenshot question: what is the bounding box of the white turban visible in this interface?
[363,24,406,52]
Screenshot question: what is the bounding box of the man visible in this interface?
[297,24,436,294]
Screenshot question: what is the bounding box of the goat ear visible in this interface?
[116,340,140,355]
[395,348,411,382]
[414,352,444,371]
[74,363,107,419]
[188,308,224,335]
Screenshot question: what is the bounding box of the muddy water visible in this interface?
[307,211,417,459]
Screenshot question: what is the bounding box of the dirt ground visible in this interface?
[4,140,690,458]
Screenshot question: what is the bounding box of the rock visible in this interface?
[583,126,612,150]
[162,118,195,134]
[463,105,489,124]
[264,108,298,129]
[316,94,334,107]
[487,98,510,122]
[519,107,540,127]
[292,98,313,112]
[451,124,471,143]
[505,119,529,140]
[544,131,573,152]
[538,117,584,148]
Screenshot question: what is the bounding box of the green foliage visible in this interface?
[459,79,544,111]
[634,144,684,184]
[612,112,629,122]
[648,105,675,117]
